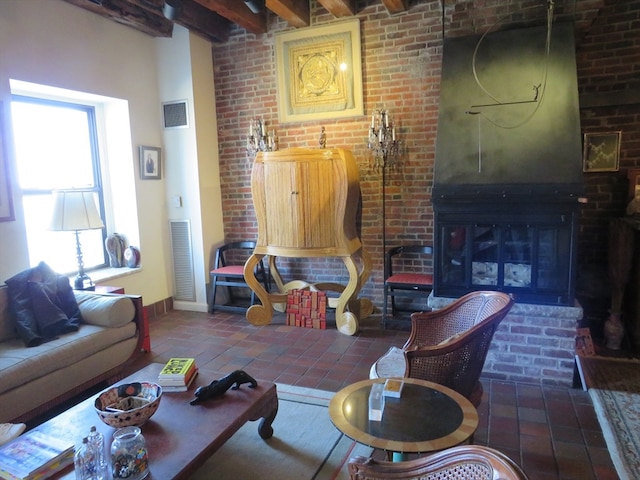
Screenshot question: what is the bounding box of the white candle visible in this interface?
[249,123,253,137]
[392,127,396,141]
[371,114,375,129]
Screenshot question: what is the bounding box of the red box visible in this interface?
[285,289,327,329]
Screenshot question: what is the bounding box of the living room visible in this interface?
[0,0,639,477]
[1,0,638,336]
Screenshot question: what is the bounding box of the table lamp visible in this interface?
[49,190,104,290]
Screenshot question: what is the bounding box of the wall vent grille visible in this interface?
[169,220,196,301]
[163,100,189,129]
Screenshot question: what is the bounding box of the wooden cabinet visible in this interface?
[245,148,371,335]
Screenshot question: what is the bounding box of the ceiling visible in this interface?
[62,0,408,44]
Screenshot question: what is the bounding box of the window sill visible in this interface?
[69,267,141,286]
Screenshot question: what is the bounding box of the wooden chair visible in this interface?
[209,241,269,313]
[370,291,514,406]
[383,245,433,328]
[348,445,529,480]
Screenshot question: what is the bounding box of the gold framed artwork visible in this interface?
[275,19,363,123]
[583,131,621,172]
[0,101,15,222]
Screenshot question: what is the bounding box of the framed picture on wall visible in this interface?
[627,168,640,201]
[139,146,161,180]
[275,19,364,123]
[583,131,621,172]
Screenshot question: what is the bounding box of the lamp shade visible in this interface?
[49,190,104,232]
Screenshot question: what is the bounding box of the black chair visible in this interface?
[209,241,269,313]
[383,245,433,328]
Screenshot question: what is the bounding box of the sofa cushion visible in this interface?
[74,292,135,328]
[0,321,137,395]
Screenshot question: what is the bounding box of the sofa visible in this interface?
[0,285,144,423]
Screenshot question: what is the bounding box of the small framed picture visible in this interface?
[627,168,640,201]
[139,146,161,180]
[583,131,621,172]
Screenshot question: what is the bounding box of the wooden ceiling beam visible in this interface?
[381,0,408,15]
[174,1,231,43]
[193,0,267,34]
[317,0,356,18]
[62,0,173,38]
[266,0,310,28]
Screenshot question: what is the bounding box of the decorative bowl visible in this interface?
[94,382,162,428]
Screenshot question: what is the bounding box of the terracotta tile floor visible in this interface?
[125,309,619,480]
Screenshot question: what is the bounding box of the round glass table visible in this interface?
[329,378,478,455]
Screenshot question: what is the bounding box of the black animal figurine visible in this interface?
[190,370,257,405]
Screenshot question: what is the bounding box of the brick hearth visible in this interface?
[429,295,582,386]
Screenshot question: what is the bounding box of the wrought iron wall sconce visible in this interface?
[366,108,402,255]
[367,108,401,173]
[247,118,277,161]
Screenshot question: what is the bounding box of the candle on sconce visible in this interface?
[249,123,253,137]
[392,127,396,141]
[371,114,375,129]
[385,112,389,128]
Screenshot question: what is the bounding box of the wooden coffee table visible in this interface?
[38,363,278,479]
[329,378,478,457]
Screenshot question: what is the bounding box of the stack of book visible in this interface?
[0,430,74,480]
[158,357,198,392]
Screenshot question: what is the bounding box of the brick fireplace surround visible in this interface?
[429,295,582,386]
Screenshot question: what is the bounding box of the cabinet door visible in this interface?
[263,158,335,248]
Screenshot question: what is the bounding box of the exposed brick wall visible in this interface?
[574,0,640,337]
[211,0,636,326]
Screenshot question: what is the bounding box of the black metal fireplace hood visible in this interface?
[433,22,584,201]
[431,22,584,306]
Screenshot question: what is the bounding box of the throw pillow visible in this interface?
[5,271,41,347]
[5,262,82,347]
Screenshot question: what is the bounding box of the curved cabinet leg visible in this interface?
[356,248,374,318]
[244,254,274,326]
[335,255,360,335]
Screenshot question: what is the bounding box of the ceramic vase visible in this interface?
[111,426,149,480]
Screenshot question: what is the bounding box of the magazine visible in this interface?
[0,430,74,480]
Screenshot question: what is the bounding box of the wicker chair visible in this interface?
[348,445,529,480]
[370,291,514,406]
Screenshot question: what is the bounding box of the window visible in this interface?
[11,95,107,274]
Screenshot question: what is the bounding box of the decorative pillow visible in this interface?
[5,262,82,347]
[5,275,40,347]
[75,292,135,328]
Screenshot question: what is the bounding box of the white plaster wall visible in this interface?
[0,0,223,307]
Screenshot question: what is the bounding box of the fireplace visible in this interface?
[433,189,581,306]
[433,22,584,307]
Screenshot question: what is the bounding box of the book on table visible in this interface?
[158,358,196,380]
[160,368,199,392]
[0,429,74,480]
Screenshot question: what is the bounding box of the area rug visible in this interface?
[189,384,373,479]
[576,355,640,480]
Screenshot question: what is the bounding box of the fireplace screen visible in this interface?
[436,213,576,306]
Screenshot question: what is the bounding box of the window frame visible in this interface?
[11,94,108,274]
